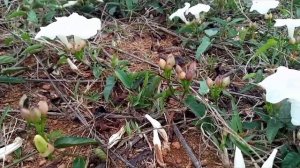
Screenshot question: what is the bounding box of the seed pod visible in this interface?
[165,55,175,70]
[158,59,166,69]
[34,135,54,157]
[20,108,32,122]
[38,101,49,117]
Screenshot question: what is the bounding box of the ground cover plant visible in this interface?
[1,0,300,167]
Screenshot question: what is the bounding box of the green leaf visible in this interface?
[54,136,98,148]
[0,107,10,130]
[92,64,103,79]
[266,118,283,143]
[27,10,38,23]
[204,28,219,37]
[184,95,206,118]
[73,157,86,168]
[256,39,278,55]
[297,8,300,18]
[94,148,107,161]
[21,44,43,55]
[0,76,25,84]
[282,152,300,168]
[196,36,211,60]
[7,10,27,19]
[230,100,243,133]
[115,69,132,89]
[198,80,209,95]
[0,55,16,65]
[1,67,27,74]
[103,76,116,102]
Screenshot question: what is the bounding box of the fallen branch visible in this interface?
[172,124,202,168]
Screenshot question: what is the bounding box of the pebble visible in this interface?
[39,159,47,166]
[172,141,181,149]
[42,84,51,90]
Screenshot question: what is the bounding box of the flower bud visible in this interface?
[20,108,32,122]
[31,108,42,123]
[289,37,296,44]
[222,76,231,87]
[158,59,166,69]
[38,101,49,117]
[249,22,257,29]
[214,76,223,87]
[178,71,186,80]
[165,55,175,70]
[34,135,54,157]
[206,77,214,88]
[185,62,197,81]
[175,65,184,74]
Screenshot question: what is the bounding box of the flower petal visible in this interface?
[0,137,23,160]
[169,2,190,24]
[261,148,278,168]
[185,3,210,20]
[234,146,245,168]
[250,0,279,14]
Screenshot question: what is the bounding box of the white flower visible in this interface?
[250,0,279,14]
[261,149,278,168]
[62,1,78,8]
[35,13,101,50]
[108,126,125,149]
[145,114,169,148]
[0,137,23,160]
[169,2,191,24]
[185,3,210,20]
[258,66,300,125]
[274,19,300,39]
[234,147,277,168]
[234,147,245,168]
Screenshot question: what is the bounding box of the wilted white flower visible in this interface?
[144,114,169,148]
[250,0,279,14]
[258,66,300,125]
[274,19,300,39]
[234,147,278,168]
[169,2,191,24]
[0,137,23,160]
[108,126,125,149]
[185,3,210,20]
[234,147,245,168]
[35,13,101,51]
[153,129,165,167]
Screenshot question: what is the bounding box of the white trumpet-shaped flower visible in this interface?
[234,147,245,168]
[234,147,278,168]
[261,149,278,168]
[0,137,23,160]
[274,19,300,39]
[185,3,210,20]
[169,2,191,24]
[35,13,101,50]
[108,126,125,149]
[258,66,300,125]
[250,0,279,14]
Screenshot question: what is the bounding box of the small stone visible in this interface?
[58,164,66,168]
[172,141,181,149]
[39,159,47,166]
[176,158,182,164]
[42,84,51,90]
